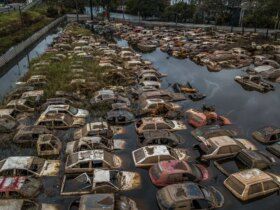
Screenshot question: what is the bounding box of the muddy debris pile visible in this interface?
[0,20,280,210]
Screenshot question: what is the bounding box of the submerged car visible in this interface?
[13,125,51,144]
[138,130,184,147]
[140,90,186,102]
[66,136,125,154]
[235,75,274,92]
[195,136,257,161]
[61,169,140,195]
[252,126,280,144]
[214,149,276,176]
[224,169,280,201]
[139,98,182,117]
[36,134,62,157]
[90,90,130,106]
[0,156,60,177]
[0,199,61,210]
[0,109,19,132]
[150,160,208,187]
[107,106,135,125]
[6,99,35,112]
[135,117,186,134]
[191,125,240,142]
[0,177,42,198]
[40,97,74,111]
[74,121,120,140]
[186,108,231,128]
[132,145,190,168]
[35,113,85,129]
[65,150,122,174]
[156,182,224,210]
[68,194,138,210]
[42,104,89,118]
[267,142,280,157]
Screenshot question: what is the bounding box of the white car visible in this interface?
[43,104,89,118]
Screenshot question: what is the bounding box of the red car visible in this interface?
[149,160,208,187]
[186,108,231,128]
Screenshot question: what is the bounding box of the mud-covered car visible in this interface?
[267,142,280,157]
[90,90,130,106]
[214,149,276,176]
[139,80,161,89]
[137,69,167,79]
[73,121,120,140]
[0,177,42,198]
[0,156,60,177]
[139,98,182,116]
[139,90,186,102]
[40,97,74,111]
[107,104,135,125]
[0,109,20,132]
[13,125,51,144]
[36,134,62,157]
[156,182,224,210]
[35,113,85,129]
[61,169,140,195]
[224,169,280,201]
[132,145,190,168]
[252,126,280,144]
[6,99,35,112]
[195,136,257,161]
[66,136,125,154]
[235,75,274,92]
[138,130,184,147]
[186,108,231,128]
[21,90,44,105]
[191,125,240,142]
[42,104,89,118]
[0,199,61,210]
[65,150,122,173]
[135,117,186,134]
[26,75,48,87]
[149,160,208,187]
[67,194,138,210]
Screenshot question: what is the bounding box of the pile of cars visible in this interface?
[0,20,279,210]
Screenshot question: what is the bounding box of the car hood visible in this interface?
[75,109,89,118]
[40,160,61,176]
[113,139,126,149]
[41,204,62,210]
[73,118,86,126]
[172,120,187,130]
[235,138,257,150]
[120,171,141,190]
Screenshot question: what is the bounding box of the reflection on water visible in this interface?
[0,28,62,101]
[117,38,280,210]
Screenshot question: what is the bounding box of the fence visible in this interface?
[0,15,66,69]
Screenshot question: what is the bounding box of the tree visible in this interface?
[163,2,196,23]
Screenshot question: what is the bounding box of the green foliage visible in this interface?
[163,2,196,22]
[46,6,59,18]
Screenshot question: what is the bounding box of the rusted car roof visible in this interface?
[21,90,44,98]
[79,194,115,210]
[0,109,14,117]
[231,169,273,185]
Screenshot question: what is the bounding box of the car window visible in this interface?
[263,181,278,191]
[157,123,171,130]
[270,134,277,141]
[143,156,158,164]
[159,155,172,161]
[225,176,245,195]
[143,124,156,130]
[192,199,210,209]
[54,120,65,126]
[248,183,262,195]
[230,145,241,153]
[40,143,53,151]
[217,146,231,154]
[149,104,157,109]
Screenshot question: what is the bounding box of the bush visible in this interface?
[46,7,59,18]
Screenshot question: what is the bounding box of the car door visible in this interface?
[247,183,263,199]
[262,180,279,195]
[216,146,232,159]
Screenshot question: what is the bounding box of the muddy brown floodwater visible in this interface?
[0,29,280,210]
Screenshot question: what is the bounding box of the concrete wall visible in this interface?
[0,15,66,69]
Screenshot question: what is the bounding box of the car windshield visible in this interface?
[69,106,78,115]
[189,164,202,178]
[150,164,162,179]
[164,119,174,128]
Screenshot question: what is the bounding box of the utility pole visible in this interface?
[122,0,125,20]
[89,0,93,20]
[75,0,79,22]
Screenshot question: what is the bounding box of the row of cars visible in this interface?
[112,22,280,93]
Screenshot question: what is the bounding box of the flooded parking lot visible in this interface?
[0,21,279,210]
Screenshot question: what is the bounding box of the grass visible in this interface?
[0,7,54,55]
